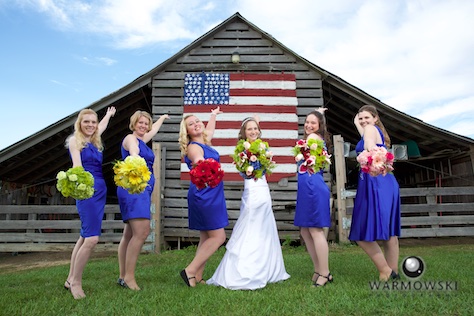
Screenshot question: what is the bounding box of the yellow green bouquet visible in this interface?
[113,156,151,194]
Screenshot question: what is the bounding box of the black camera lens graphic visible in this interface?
[402,256,424,278]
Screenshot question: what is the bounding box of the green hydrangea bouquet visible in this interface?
[56,166,95,200]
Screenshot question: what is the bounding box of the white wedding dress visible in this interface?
[207,176,290,290]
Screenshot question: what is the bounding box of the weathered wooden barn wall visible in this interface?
[149,20,331,244]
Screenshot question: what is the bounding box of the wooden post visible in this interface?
[333,135,350,243]
[151,142,162,253]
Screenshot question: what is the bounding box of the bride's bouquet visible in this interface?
[232,139,275,180]
[357,147,394,177]
[189,158,225,190]
[56,166,95,200]
[113,156,151,194]
[292,138,331,175]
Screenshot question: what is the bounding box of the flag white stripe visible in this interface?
[215,146,294,156]
[229,80,296,90]
[229,96,298,106]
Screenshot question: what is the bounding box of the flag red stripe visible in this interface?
[183,105,297,113]
[230,89,296,97]
[213,121,298,129]
[230,73,296,81]
[210,139,297,147]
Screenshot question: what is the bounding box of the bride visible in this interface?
[206,117,290,290]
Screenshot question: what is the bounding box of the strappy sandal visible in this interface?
[64,280,71,291]
[180,269,196,287]
[312,272,320,282]
[312,273,333,287]
[196,279,206,285]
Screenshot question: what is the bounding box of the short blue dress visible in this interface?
[294,146,331,228]
[349,126,401,241]
[117,138,155,222]
[185,142,228,230]
[76,143,106,237]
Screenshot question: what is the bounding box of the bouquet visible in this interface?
[292,138,331,175]
[113,156,151,194]
[357,147,394,177]
[56,166,95,200]
[232,139,276,180]
[189,158,224,190]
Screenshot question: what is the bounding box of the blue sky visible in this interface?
[1,0,473,151]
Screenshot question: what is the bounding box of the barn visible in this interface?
[1,12,473,252]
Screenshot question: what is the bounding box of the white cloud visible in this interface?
[8,0,474,139]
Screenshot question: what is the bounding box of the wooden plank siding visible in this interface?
[150,20,331,245]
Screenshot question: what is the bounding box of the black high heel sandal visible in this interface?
[312,273,333,287]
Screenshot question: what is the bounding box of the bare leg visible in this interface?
[309,228,330,286]
[300,228,319,281]
[382,236,399,273]
[194,233,208,283]
[123,219,150,290]
[184,229,226,287]
[70,236,99,299]
[65,237,84,289]
[118,223,132,280]
[357,240,392,281]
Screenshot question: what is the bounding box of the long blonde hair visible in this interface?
[359,105,391,148]
[178,114,210,157]
[70,109,102,151]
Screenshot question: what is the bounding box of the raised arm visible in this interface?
[142,114,170,144]
[353,113,364,137]
[205,106,223,140]
[98,107,116,136]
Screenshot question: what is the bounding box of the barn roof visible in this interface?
[1,12,473,186]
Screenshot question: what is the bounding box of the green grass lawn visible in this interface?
[0,242,472,316]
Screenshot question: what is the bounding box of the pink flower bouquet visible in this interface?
[357,147,394,176]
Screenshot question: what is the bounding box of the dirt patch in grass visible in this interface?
[0,251,115,274]
[1,237,473,274]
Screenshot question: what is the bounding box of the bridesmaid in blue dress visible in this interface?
[117,111,169,290]
[349,105,401,281]
[294,108,333,287]
[64,107,116,299]
[178,106,229,287]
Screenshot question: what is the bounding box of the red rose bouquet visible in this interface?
[356,147,394,176]
[189,158,225,190]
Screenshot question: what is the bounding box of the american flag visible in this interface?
[181,72,298,182]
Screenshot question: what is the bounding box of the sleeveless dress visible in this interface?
[76,143,106,238]
[117,138,155,222]
[294,141,331,228]
[349,126,401,241]
[207,176,290,290]
[185,142,228,230]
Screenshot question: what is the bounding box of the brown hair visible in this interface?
[304,111,332,149]
[238,117,261,140]
[358,105,391,147]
